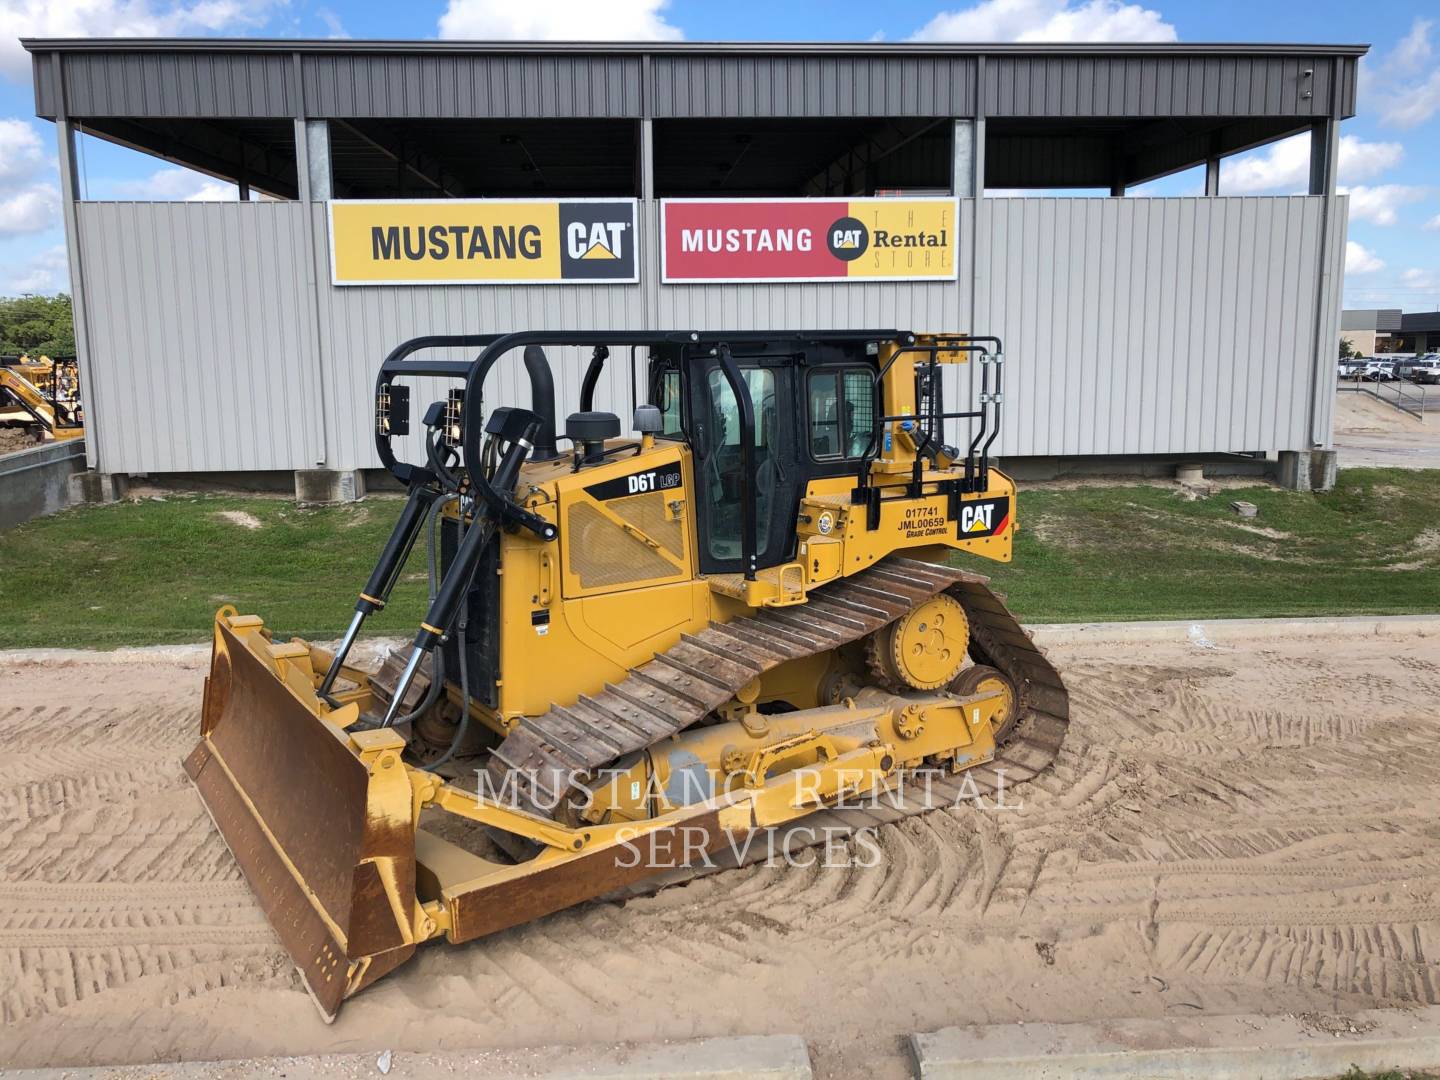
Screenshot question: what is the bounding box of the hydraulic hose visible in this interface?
[431,494,476,768]
[382,418,538,727]
[387,492,458,727]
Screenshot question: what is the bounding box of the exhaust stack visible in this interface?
[522,345,559,461]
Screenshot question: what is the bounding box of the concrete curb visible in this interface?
[1032,613,1440,647]
[911,1005,1440,1079]
[2,615,1435,665]
[0,1035,813,1080]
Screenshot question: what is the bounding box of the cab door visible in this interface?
[688,355,802,575]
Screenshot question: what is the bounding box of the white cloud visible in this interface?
[316,7,350,39]
[1220,134,1404,195]
[0,0,282,81]
[1345,242,1384,274]
[1401,268,1440,290]
[1424,214,1440,232]
[1381,75,1440,130]
[1341,184,1428,227]
[0,115,60,239]
[0,181,60,236]
[910,0,1176,43]
[1361,18,1440,130]
[1390,17,1432,72]
[438,0,682,40]
[4,243,69,294]
[109,167,238,201]
[0,119,49,184]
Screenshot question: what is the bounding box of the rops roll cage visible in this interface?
[371,328,1005,584]
[852,335,1005,530]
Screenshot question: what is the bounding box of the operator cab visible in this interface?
[646,339,884,576]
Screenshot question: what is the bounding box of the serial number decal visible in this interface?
[903,504,951,540]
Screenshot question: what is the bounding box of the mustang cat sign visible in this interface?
[329,199,639,285]
[661,197,957,283]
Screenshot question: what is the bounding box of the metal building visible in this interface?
[1339,308,1402,356]
[25,38,1363,489]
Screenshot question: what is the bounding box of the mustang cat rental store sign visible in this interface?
[660,197,956,283]
[327,196,956,285]
[329,199,639,285]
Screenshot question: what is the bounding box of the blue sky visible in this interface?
[1,0,1438,311]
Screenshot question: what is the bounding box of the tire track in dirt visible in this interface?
[0,676,280,1026]
[3,631,1440,1070]
[0,880,283,1022]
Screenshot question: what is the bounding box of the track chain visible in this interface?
[601,572,1071,896]
[485,556,981,808]
[482,555,1070,885]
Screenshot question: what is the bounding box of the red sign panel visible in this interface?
[661,198,957,284]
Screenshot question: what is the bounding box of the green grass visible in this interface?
[0,493,432,649]
[0,468,1437,650]
[954,468,1440,625]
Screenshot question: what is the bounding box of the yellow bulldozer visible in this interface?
[188,329,1069,1019]
[0,354,84,443]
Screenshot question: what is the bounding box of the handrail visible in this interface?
[856,336,1004,496]
[372,327,1006,573]
[372,329,905,485]
[1337,373,1430,420]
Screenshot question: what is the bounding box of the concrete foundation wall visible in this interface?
[0,440,85,530]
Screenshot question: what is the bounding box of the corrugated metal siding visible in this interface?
[32,47,1359,121]
[72,196,1343,473]
[976,195,1341,457]
[300,54,642,118]
[650,55,977,117]
[58,51,297,117]
[32,51,58,118]
[1338,55,1358,118]
[75,202,319,472]
[984,54,1335,117]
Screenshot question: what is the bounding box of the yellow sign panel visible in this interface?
[328,199,640,286]
[844,199,956,280]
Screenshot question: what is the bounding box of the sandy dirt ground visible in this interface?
[0,428,39,456]
[1333,389,1440,469]
[2,625,1439,1078]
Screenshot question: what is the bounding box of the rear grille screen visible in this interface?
[568,493,682,589]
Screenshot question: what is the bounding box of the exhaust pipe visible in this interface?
[523,345,559,461]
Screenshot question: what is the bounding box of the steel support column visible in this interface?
[1306,72,1341,449]
[293,53,330,467]
[54,81,102,471]
[1204,156,1220,196]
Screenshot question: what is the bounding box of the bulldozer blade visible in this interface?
[184,614,419,1021]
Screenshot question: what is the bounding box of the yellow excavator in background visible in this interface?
[188,329,1069,1019]
[0,354,84,443]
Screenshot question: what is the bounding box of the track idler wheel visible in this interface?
[867,594,970,691]
[951,664,1019,744]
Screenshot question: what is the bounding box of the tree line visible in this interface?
[0,294,76,357]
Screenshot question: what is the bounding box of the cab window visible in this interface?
[657,369,684,438]
[702,366,777,562]
[808,368,875,459]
